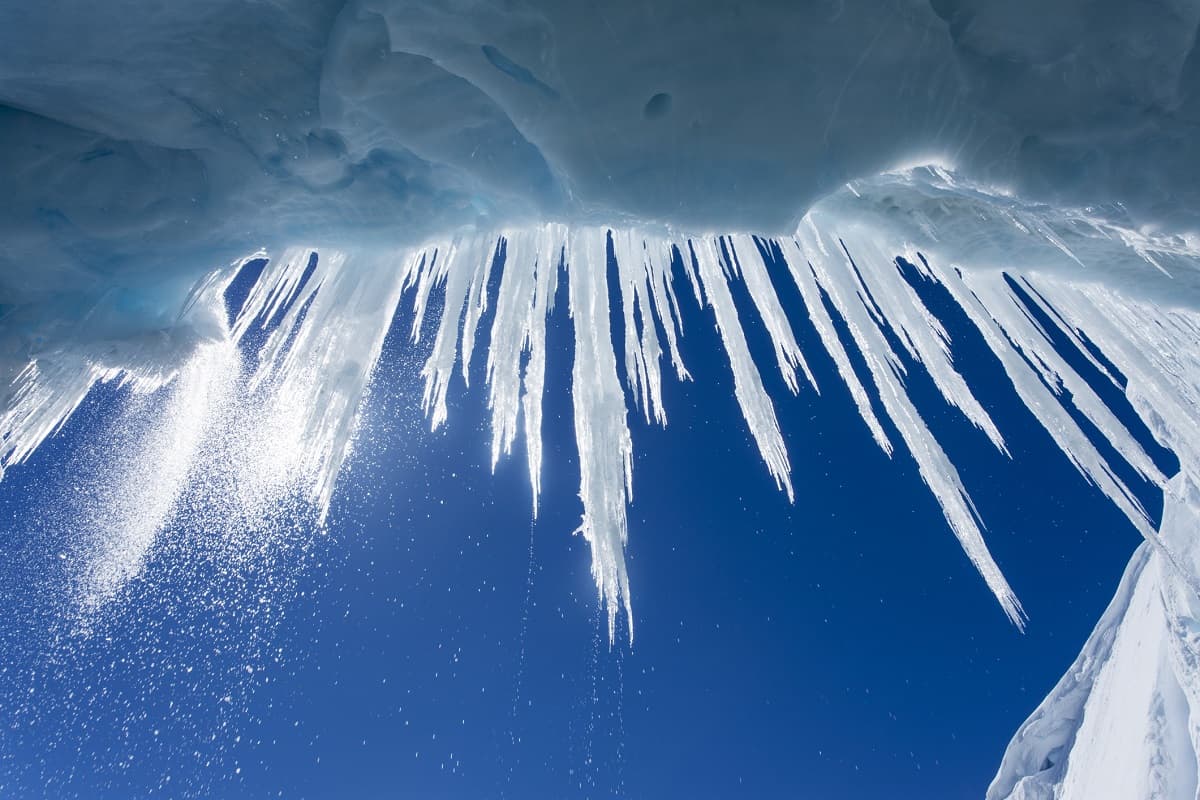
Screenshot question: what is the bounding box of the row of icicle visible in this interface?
[3,205,1196,642]
[230,219,1196,642]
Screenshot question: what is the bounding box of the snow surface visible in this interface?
[3,1,1200,793]
[990,477,1200,800]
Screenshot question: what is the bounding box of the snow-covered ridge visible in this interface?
[989,476,1200,800]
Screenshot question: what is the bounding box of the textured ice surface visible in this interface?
[3,1,1200,290]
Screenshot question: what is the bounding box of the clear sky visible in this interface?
[0,246,1170,799]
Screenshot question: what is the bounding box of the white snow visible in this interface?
[990,477,1200,800]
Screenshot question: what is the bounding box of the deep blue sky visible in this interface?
[0,243,1172,799]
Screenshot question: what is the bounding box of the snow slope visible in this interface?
[990,477,1200,800]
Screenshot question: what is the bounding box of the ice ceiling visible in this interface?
[2,0,1200,296]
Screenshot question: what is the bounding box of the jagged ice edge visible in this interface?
[6,183,1200,643]
[229,218,1194,640]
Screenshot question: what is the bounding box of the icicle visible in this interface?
[235,247,413,516]
[778,236,893,454]
[837,235,1007,454]
[520,225,564,515]
[232,247,315,346]
[1030,281,1200,475]
[474,223,569,515]
[486,230,536,469]
[1011,278,1123,390]
[421,235,493,431]
[965,272,1164,489]
[725,234,816,394]
[641,235,691,382]
[461,240,498,386]
[690,237,795,502]
[793,224,1026,626]
[1,358,107,480]
[567,227,635,644]
[926,266,1159,537]
[612,230,668,425]
[2,262,236,482]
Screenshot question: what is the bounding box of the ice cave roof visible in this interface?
[1,0,1199,290]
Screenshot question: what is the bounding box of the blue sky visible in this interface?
[0,244,1168,799]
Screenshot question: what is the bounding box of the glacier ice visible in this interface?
[5,1,1200,280]
[3,0,1200,793]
